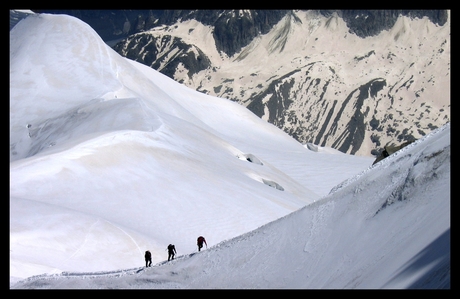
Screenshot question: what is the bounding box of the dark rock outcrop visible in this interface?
[113,34,211,81]
[32,10,288,56]
[321,10,448,38]
[33,10,448,53]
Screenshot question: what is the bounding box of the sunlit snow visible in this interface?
[10,12,449,289]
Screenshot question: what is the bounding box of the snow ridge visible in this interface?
[329,122,450,195]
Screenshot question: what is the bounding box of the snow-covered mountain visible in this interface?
[13,114,451,288]
[9,12,450,289]
[9,12,373,286]
[116,10,451,156]
[36,9,450,156]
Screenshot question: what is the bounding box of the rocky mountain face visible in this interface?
[30,10,450,156]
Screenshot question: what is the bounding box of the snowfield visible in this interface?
[10,12,450,289]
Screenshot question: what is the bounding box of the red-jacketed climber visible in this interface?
[197,236,207,251]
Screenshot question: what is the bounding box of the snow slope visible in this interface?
[12,122,450,289]
[10,13,375,286]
